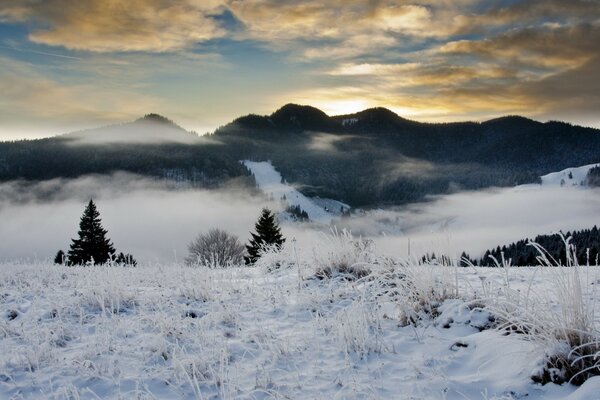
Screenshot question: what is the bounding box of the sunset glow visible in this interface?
[0,0,599,138]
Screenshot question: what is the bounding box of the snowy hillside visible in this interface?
[541,163,599,187]
[243,160,349,223]
[1,234,599,399]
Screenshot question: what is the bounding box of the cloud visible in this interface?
[228,1,459,60]
[440,23,600,69]
[520,56,600,125]
[285,17,600,124]
[1,0,599,133]
[456,0,600,30]
[0,0,226,53]
[334,184,600,261]
[2,171,600,267]
[0,57,163,138]
[306,132,357,152]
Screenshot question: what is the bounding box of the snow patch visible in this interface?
[342,118,359,127]
[541,163,600,187]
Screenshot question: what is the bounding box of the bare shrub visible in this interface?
[185,229,245,267]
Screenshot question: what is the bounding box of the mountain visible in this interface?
[0,114,250,187]
[62,113,201,145]
[213,104,600,205]
[1,105,600,206]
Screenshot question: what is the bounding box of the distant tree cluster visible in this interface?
[586,166,600,187]
[286,204,309,221]
[477,226,600,266]
[55,200,136,266]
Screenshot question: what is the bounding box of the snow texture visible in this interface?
[0,259,598,399]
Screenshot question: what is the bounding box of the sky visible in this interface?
[0,0,599,140]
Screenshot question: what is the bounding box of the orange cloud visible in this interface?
[1,0,225,52]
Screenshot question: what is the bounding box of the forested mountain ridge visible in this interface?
[1,104,600,206]
[213,104,600,205]
[0,115,251,188]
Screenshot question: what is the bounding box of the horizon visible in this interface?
[3,102,600,143]
[1,1,599,140]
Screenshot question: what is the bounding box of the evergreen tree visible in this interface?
[245,208,285,265]
[54,250,65,265]
[67,200,115,265]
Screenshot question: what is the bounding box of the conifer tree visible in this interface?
[245,208,285,265]
[67,200,115,265]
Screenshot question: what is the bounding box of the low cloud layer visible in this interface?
[355,185,600,261]
[0,174,265,263]
[2,173,600,265]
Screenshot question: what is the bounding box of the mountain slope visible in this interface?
[1,105,600,206]
[214,105,600,205]
[0,115,251,188]
[62,114,202,145]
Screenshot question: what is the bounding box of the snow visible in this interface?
[342,118,359,127]
[1,259,598,399]
[243,160,345,223]
[541,163,599,187]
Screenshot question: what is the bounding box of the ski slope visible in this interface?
[243,160,348,223]
[541,163,599,187]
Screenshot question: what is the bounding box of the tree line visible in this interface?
[427,226,600,267]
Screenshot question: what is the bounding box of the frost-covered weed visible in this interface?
[254,241,296,273]
[311,228,374,280]
[371,260,460,328]
[333,299,386,356]
[1,233,600,398]
[478,239,600,385]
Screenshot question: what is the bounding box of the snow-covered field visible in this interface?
[2,235,599,399]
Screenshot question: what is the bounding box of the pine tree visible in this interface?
[67,200,115,265]
[245,208,285,265]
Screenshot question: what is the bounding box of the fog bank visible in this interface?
[1,175,600,263]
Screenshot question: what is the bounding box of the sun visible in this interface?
[313,99,370,116]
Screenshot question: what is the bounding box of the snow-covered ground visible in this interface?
[1,236,599,399]
[541,163,599,187]
[243,160,349,223]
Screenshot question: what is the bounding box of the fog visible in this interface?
[1,174,600,263]
[369,184,600,260]
[62,119,219,146]
[0,174,265,263]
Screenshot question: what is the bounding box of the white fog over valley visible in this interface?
[1,162,599,263]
